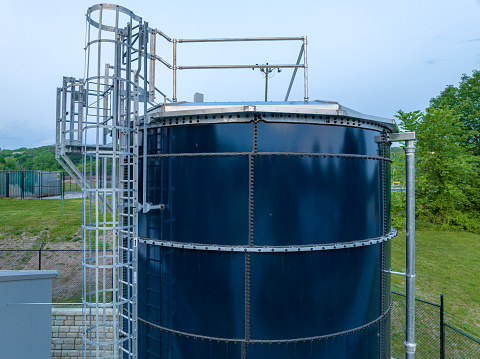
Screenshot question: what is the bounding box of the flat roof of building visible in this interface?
[0,270,57,282]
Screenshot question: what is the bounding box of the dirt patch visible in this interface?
[0,233,115,302]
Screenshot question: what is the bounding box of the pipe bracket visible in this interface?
[136,202,166,213]
[405,341,417,354]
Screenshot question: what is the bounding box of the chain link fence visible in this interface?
[391,291,480,358]
[62,173,112,193]
[444,323,480,358]
[0,248,113,303]
[62,173,81,193]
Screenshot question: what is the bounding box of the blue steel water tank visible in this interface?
[137,101,396,358]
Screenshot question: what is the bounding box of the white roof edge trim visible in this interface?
[146,102,397,131]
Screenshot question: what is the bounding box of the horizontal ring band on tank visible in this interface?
[137,299,392,344]
[138,228,397,252]
[140,151,392,162]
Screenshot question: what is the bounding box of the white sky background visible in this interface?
[0,0,479,150]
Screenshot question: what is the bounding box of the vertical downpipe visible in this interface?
[404,139,416,358]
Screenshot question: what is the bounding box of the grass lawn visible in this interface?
[391,229,480,331]
[0,198,83,245]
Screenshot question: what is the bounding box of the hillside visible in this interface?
[0,146,82,171]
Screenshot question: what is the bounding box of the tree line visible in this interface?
[393,70,480,233]
[0,146,82,172]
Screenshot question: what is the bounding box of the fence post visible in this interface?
[39,171,42,199]
[21,171,25,199]
[38,242,45,270]
[6,172,9,197]
[440,293,445,359]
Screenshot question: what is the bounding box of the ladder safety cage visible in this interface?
[83,4,143,358]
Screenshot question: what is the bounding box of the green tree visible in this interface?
[396,107,480,231]
[1,146,74,171]
[394,70,480,232]
[0,155,6,171]
[31,151,60,171]
[4,157,18,170]
[430,70,480,155]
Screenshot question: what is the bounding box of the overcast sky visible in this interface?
[0,0,479,150]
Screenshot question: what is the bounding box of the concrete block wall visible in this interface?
[52,308,113,359]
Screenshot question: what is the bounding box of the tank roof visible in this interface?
[147,100,397,132]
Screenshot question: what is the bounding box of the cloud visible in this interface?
[0,120,53,150]
[425,58,448,66]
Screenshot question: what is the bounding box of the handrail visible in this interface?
[148,28,308,102]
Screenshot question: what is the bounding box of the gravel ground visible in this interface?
[42,191,83,199]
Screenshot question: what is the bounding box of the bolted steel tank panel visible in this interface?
[137,101,395,358]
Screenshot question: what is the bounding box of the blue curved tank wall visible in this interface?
[137,119,392,358]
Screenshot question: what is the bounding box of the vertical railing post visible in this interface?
[56,87,62,157]
[404,138,416,359]
[264,64,269,102]
[440,294,445,359]
[149,31,156,102]
[303,36,308,101]
[173,38,177,102]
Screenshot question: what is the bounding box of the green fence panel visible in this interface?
[0,171,6,197]
[0,171,62,198]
